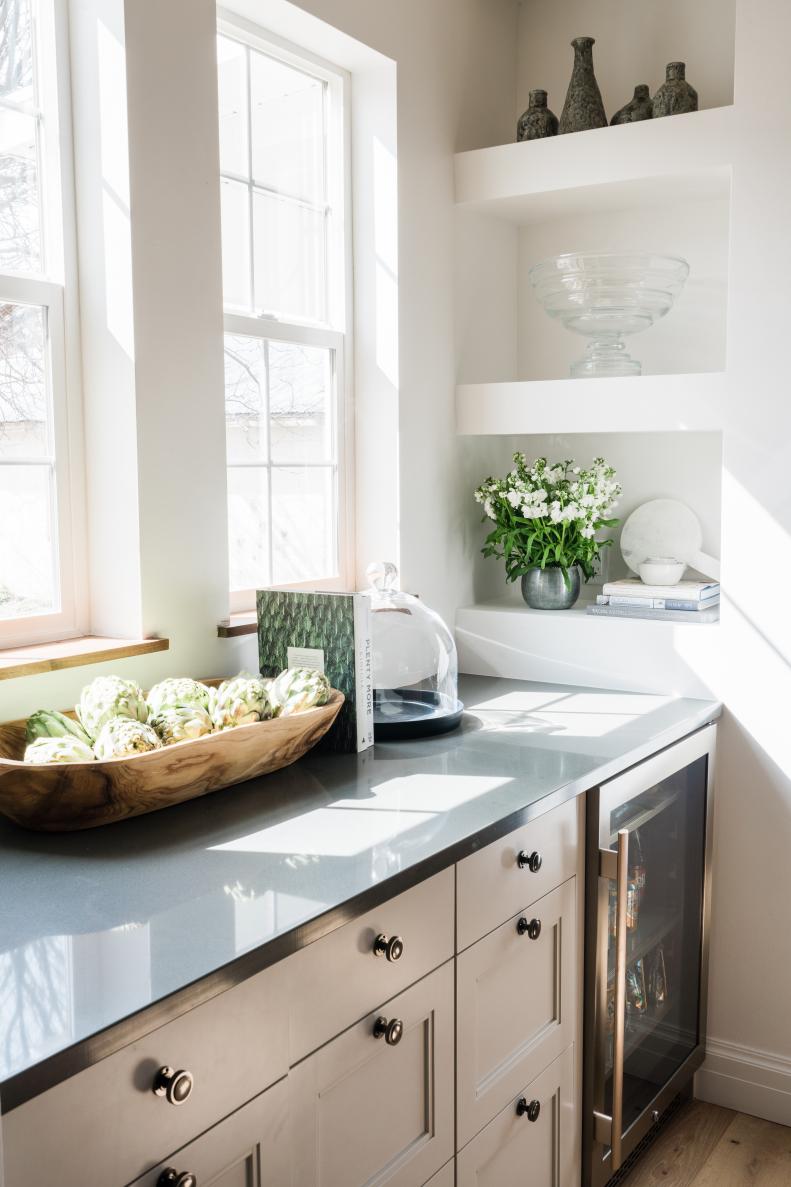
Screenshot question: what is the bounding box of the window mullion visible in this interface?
[0,457,56,467]
[223,311,342,351]
[248,180,329,216]
[264,338,273,585]
[245,43,255,314]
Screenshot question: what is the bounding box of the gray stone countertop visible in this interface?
[0,674,720,1099]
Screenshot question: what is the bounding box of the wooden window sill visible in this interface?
[217,613,257,638]
[0,636,170,681]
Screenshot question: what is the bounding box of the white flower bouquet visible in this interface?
[474,454,622,586]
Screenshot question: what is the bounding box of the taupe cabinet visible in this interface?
[2,796,584,1186]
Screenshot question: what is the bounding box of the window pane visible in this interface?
[0,302,48,457]
[220,176,251,310]
[253,191,325,322]
[217,35,248,179]
[228,466,270,591]
[0,464,56,618]
[0,0,35,109]
[250,51,324,204]
[269,340,333,464]
[224,333,268,464]
[0,107,40,273]
[271,466,335,584]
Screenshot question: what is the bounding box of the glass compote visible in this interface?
[529,252,689,378]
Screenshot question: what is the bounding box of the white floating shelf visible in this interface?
[456,594,719,699]
[456,372,726,436]
[455,106,734,224]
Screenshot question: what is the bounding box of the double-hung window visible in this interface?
[217,19,352,612]
[0,0,81,645]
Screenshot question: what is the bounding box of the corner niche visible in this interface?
[456,429,723,699]
[454,0,736,429]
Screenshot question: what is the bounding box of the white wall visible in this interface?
[0,0,517,721]
[458,0,791,1123]
[516,0,736,128]
[219,0,518,626]
[693,0,791,1122]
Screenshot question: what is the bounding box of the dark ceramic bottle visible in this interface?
[610,84,653,125]
[652,62,698,117]
[517,89,559,141]
[559,37,607,134]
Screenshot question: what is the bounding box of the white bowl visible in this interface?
[638,558,686,586]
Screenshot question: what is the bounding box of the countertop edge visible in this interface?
[0,701,721,1114]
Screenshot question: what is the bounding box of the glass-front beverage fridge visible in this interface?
[583,725,716,1187]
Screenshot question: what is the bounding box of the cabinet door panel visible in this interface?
[130,1076,289,1187]
[290,961,454,1187]
[457,799,579,951]
[457,1046,576,1187]
[290,867,454,1063]
[457,879,576,1146]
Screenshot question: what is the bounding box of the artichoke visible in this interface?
[24,736,95,764]
[150,704,214,746]
[93,718,160,760]
[269,667,331,716]
[211,672,272,730]
[77,676,148,739]
[26,709,93,747]
[147,677,211,716]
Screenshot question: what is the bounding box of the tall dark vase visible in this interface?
[559,36,607,134]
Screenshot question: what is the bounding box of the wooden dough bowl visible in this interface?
[0,680,344,832]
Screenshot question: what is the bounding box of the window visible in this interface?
[217,20,352,610]
[0,0,82,645]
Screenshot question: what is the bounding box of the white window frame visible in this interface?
[217,12,355,614]
[0,0,86,648]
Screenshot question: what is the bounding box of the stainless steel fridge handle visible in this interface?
[610,828,629,1172]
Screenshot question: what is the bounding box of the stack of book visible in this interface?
[586,578,720,623]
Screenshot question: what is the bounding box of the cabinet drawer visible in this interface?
[3,961,288,1187]
[289,960,455,1187]
[289,867,454,1063]
[130,1076,289,1186]
[456,878,576,1147]
[456,798,579,951]
[457,1046,576,1187]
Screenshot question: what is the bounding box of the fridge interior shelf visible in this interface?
[608,908,682,983]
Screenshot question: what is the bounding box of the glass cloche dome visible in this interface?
[367,561,463,739]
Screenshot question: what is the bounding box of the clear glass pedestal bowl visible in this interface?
[528,252,689,378]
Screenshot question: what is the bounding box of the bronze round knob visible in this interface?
[157,1171,197,1187]
[516,917,541,940]
[517,850,543,872]
[516,1097,541,1122]
[153,1066,194,1106]
[373,1016,404,1045]
[373,933,404,962]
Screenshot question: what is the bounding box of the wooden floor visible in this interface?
[620,1100,791,1187]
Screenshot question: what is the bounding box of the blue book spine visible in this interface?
[599,595,720,611]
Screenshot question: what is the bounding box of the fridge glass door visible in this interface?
[602,754,708,1144]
